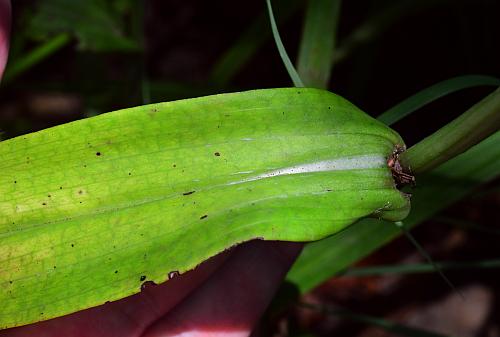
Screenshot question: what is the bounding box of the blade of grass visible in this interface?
[209,0,302,87]
[266,0,304,87]
[341,259,500,277]
[300,303,451,337]
[377,75,500,125]
[296,0,341,88]
[2,33,71,84]
[286,131,500,293]
[400,87,500,173]
[395,221,461,298]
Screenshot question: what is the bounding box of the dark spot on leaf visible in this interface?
[71,244,74,247]
[83,164,87,168]
[9,280,12,284]
[200,214,208,220]
[140,275,146,281]
[173,164,177,168]
[328,106,331,109]
[96,152,101,156]
[141,280,157,291]
[115,270,118,274]
[42,202,46,206]
[79,201,83,204]
[78,190,83,194]
[60,186,63,190]
[168,271,180,280]
[326,189,332,192]
[128,172,131,176]
[13,181,16,184]
[48,194,51,198]
[53,266,56,269]
[214,152,221,156]
[183,191,195,196]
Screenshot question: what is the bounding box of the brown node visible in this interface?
[387,145,415,187]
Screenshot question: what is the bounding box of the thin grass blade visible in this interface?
[266,0,304,87]
[301,303,451,337]
[377,75,500,125]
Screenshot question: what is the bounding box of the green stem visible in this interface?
[297,0,341,88]
[2,33,71,84]
[401,87,500,174]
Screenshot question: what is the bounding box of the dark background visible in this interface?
[1,1,499,336]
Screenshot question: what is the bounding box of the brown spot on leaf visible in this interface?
[168,271,180,280]
[141,280,157,291]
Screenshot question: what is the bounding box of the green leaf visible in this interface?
[377,75,500,125]
[286,131,500,293]
[29,0,138,52]
[0,88,409,328]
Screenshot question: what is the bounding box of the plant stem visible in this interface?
[400,86,500,174]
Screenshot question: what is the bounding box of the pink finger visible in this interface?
[0,0,11,79]
[142,240,303,337]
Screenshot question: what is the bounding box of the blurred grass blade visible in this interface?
[342,259,500,277]
[210,0,302,87]
[2,33,71,84]
[377,75,500,125]
[301,303,451,337]
[266,0,304,87]
[286,131,500,293]
[333,0,452,66]
[297,0,341,88]
[28,0,138,52]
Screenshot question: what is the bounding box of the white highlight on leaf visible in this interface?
[228,154,386,185]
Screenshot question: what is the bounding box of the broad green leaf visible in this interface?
[28,0,138,51]
[0,88,409,328]
[286,131,500,293]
